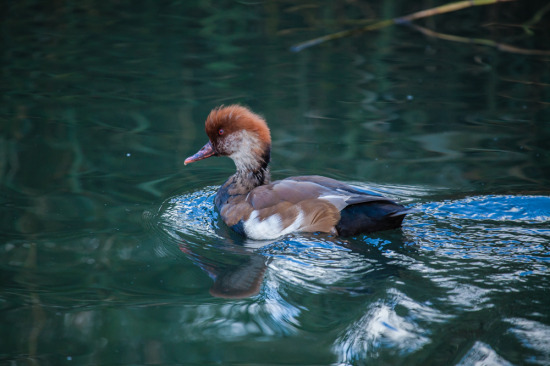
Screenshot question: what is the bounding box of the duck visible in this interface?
[184,105,410,240]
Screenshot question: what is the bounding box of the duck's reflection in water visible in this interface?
[178,239,269,298]
[176,222,413,299]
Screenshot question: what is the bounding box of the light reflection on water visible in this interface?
[2,1,550,364]
[154,184,550,364]
[332,294,434,362]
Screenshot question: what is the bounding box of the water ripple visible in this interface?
[146,187,550,364]
[420,195,550,223]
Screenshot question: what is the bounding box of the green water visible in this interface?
[2,1,550,365]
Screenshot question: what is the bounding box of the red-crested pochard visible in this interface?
[185,105,410,240]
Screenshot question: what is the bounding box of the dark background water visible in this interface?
[1,1,550,365]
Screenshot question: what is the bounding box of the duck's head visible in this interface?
[184,105,272,173]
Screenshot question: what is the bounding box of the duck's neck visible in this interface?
[214,147,270,227]
[215,145,270,214]
[223,146,271,196]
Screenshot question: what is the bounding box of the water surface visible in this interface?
[1,1,549,365]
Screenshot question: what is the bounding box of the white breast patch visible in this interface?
[243,210,304,240]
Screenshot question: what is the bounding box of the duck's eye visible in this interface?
[218,128,225,135]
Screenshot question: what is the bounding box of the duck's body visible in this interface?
[185,105,409,240]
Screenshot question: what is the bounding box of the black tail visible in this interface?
[335,201,410,236]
